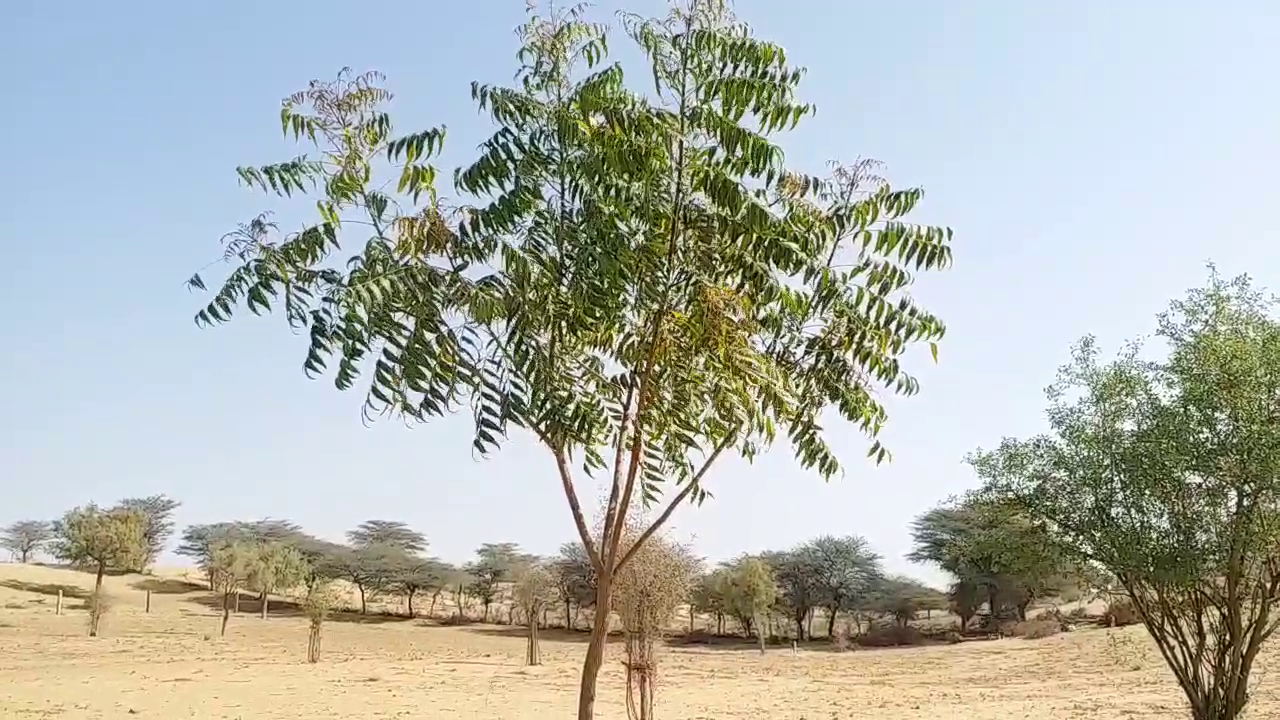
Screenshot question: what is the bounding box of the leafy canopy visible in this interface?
[187,0,952,577]
[971,268,1280,720]
[51,504,149,574]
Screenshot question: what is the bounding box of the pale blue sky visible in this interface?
[2,1,1277,586]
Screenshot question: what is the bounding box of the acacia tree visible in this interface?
[117,495,181,571]
[186,3,951,716]
[465,542,525,622]
[51,504,148,637]
[389,556,449,617]
[800,535,883,637]
[553,541,596,629]
[1,520,53,563]
[347,520,427,554]
[909,498,1077,620]
[971,269,1280,720]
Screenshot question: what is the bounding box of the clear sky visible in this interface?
[2,1,1277,587]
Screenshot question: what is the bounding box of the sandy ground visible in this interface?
[1,564,1275,719]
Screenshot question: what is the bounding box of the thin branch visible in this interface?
[615,433,734,573]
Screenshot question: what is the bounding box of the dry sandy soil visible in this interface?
[1,564,1276,719]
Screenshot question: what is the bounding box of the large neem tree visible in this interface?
[186,2,953,717]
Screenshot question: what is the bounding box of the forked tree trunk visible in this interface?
[576,578,613,720]
[407,590,416,618]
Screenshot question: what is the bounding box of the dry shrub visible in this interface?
[1102,598,1142,627]
[855,624,926,648]
[613,528,696,720]
[302,582,336,663]
[1009,619,1061,640]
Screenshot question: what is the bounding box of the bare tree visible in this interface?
[50,504,148,637]
[613,530,696,720]
[1,520,53,563]
[514,560,557,665]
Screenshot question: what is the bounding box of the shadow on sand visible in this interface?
[131,577,207,595]
[0,579,91,600]
[180,592,424,625]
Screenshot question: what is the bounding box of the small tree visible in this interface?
[331,544,403,614]
[1,520,53,563]
[465,543,523,622]
[971,269,1280,720]
[553,542,596,630]
[725,557,776,653]
[514,560,557,665]
[389,556,448,617]
[614,531,696,720]
[248,542,309,619]
[209,541,255,637]
[50,504,148,637]
[116,495,180,571]
[302,581,337,663]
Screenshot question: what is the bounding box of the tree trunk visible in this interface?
[89,562,106,637]
[688,606,695,633]
[527,616,542,666]
[483,600,491,623]
[19,548,29,563]
[429,591,440,617]
[1016,601,1030,622]
[220,593,231,637]
[233,592,240,614]
[825,606,838,639]
[576,577,613,720]
[260,590,269,619]
[407,589,416,618]
[307,619,322,663]
[755,612,766,654]
[806,608,814,638]
[565,599,573,630]
[358,585,367,615]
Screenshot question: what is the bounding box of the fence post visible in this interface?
[145,590,152,614]
[55,589,63,615]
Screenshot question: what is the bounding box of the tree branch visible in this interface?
[615,432,734,573]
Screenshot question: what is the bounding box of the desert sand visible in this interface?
[0,563,1274,719]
